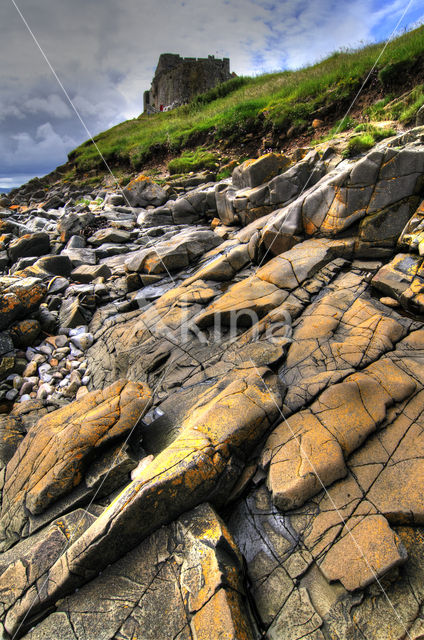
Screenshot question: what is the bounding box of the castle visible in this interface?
[144,54,232,113]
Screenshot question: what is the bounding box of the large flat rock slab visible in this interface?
[195,238,353,328]
[9,365,281,630]
[20,504,255,640]
[0,379,152,551]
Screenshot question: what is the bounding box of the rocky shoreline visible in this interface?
[1,128,424,638]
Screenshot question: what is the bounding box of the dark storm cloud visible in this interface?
[1,0,423,188]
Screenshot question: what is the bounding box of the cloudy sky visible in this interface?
[1,0,423,190]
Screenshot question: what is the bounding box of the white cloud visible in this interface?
[5,122,77,172]
[25,94,72,118]
[0,103,25,122]
[0,0,421,186]
[0,175,35,189]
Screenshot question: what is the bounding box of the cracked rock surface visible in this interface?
[1,128,424,638]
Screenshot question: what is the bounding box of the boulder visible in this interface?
[14,254,73,279]
[0,277,47,330]
[70,263,112,283]
[9,319,41,347]
[123,175,167,207]
[33,254,73,277]
[87,228,131,245]
[215,183,238,225]
[371,253,422,299]
[232,153,290,189]
[57,212,94,242]
[61,247,97,266]
[8,232,50,263]
[59,297,94,328]
[125,229,223,274]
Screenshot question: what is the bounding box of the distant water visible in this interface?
[0,188,12,194]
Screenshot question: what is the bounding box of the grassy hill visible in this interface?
[68,25,424,177]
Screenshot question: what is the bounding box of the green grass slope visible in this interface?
[69,25,424,173]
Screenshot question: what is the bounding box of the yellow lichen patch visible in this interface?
[191,588,255,640]
[0,379,152,550]
[319,514,406,591]
[264,410,347,510]
[32,366,280,612]
[125,174,152,191]
[264,341,416,511]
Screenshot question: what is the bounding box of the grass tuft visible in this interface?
[343,124,395,157]
[168,147,220,174]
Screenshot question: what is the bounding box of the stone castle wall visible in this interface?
[144,53,232,112]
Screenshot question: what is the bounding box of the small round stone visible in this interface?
[379,296,400,308]
[6,388,19,401]
[70,332,94,351]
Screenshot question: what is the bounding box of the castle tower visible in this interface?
[144,54,232,112]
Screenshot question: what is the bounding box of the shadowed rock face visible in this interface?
[3,130,424,639]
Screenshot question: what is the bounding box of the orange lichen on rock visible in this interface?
[319,515,406,591]
[0,379,152,550]
[263,352,416,510]
[191,589,255,640]
[125,174,151,191]
[25,365,280,615]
